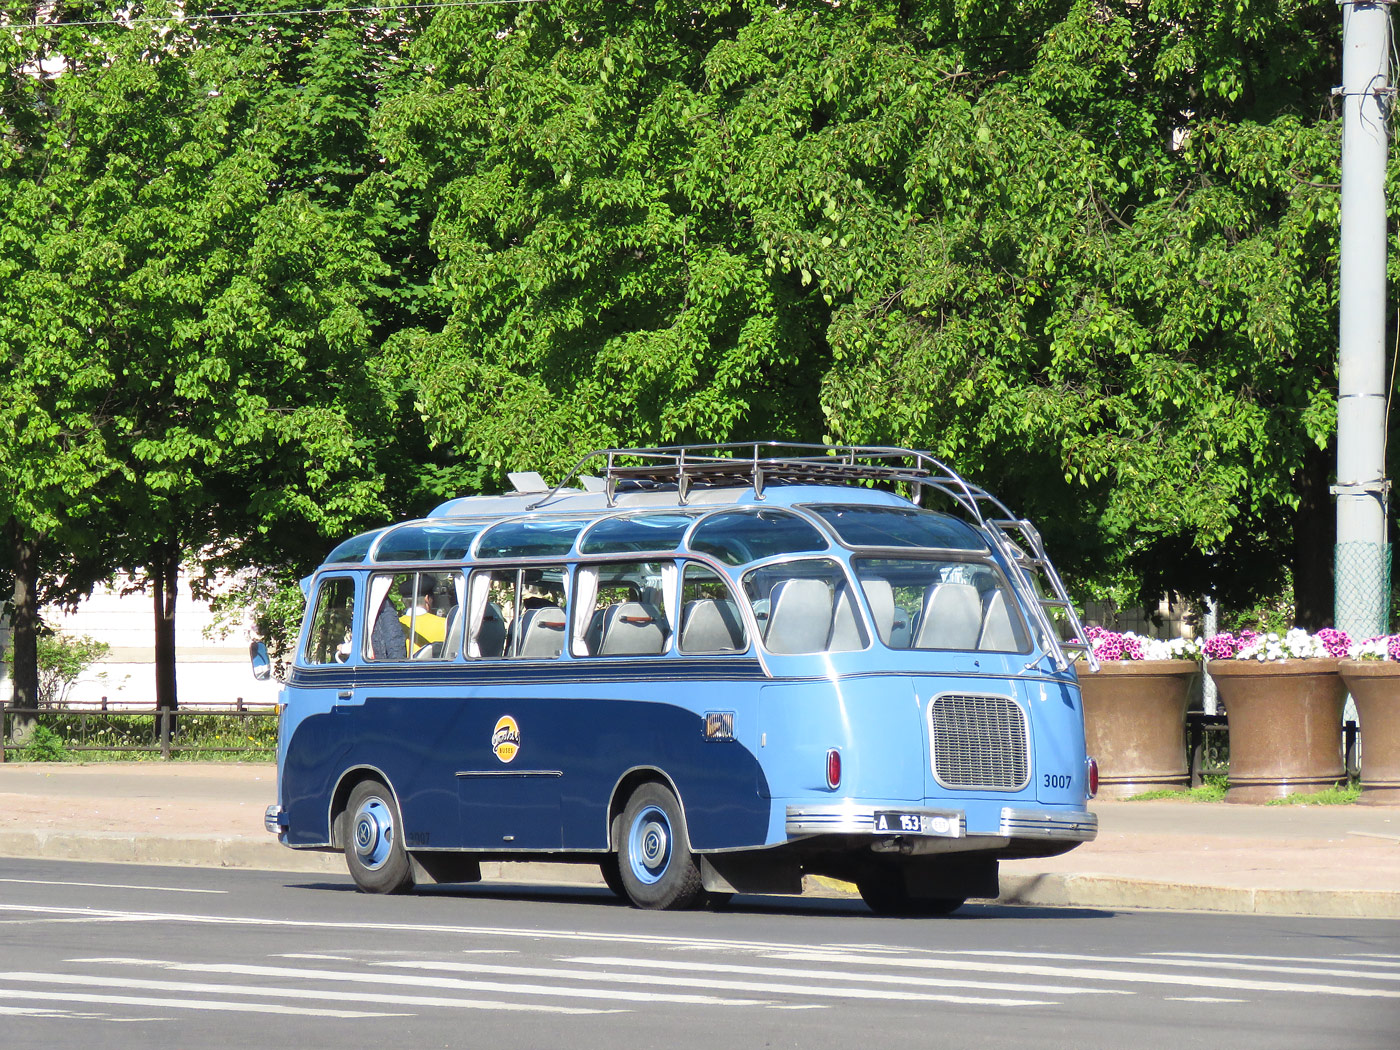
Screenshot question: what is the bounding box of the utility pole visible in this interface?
[1335,1,1393,641]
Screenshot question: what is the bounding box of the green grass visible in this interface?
[1125,776,1228,802]
[1124,776,1363,805]
[1265,782,1362,806]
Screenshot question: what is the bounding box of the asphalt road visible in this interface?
[0,858,1395,1050]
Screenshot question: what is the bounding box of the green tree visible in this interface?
[0,3,427,712]
[384,0,1349,618]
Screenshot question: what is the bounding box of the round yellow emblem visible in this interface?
[491,715,521,764]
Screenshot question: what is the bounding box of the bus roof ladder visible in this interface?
[983,517,1098,674]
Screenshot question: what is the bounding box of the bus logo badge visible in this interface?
[492,715,521,763]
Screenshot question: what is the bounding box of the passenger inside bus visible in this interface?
[399,579,448,657]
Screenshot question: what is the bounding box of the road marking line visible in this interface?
[0,986,404,1019]
[538,956,1126,998]
[273,954,355,962]
[913,949,1400,983]
[761,951,1400,1000]
[1165,997,1249,1004]
[74,958,769,1008]
[0,904,863,956]
[1151,951,1400,970]
[0,971,617,1016]
[379,960,1046,1008]
[0,878,225,895]
[0,1004,104,1018]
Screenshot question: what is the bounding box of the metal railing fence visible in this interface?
[0,701,278,761]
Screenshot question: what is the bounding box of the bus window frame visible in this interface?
[299,574,360,666]
[462,561,572,662]
[850,553,1033,654]
[739,554,873,657]
[571,558,679,658]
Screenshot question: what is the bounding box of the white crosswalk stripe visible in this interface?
[0,902,1392,1022]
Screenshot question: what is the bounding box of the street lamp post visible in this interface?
[1335,1,1393,641]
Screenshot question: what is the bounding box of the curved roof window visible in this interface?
[324,529,384,565]
[805,504,987,551]
[687,509,828,567]
[579,513,698,555]
[476,518,589,559]
[371,522,484,563]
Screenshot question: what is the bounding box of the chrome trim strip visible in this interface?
[264,804,285,835]
[999,806,1099,842]
[786,804,965,839]
[455,769,563,778]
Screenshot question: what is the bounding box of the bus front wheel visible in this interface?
[344,779,415,894]
[616,783,702,910]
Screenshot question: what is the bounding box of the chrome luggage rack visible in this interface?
[530,443,1096,672]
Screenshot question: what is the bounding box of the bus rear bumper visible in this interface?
[784,804,1097,855]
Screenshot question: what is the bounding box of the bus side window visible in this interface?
[679,564,746,654]
[573,561,673,657]
[466,570,516,659]
[742,559,867,655]
[466,567,568,659]
[365,572,457,661]
[303,576,357,665]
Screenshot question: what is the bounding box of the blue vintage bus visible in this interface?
[263,444,1100,915]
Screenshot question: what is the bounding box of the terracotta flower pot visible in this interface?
[1206,659,1347,804]
[1077,660,1198,798]
[1338,660,1400,805]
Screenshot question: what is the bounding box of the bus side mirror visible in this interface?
[250,641,272,681]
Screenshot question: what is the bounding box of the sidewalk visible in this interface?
[0,762,1396,919]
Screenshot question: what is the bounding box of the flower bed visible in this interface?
[1339,633,1400,804]
[1078,629,1200,797]
[1203,628,1350,804]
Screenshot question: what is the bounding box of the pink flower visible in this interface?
[1202,633,1240,660]
[1314,628,1352,659]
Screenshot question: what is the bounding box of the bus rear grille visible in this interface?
[928,694,1029,790]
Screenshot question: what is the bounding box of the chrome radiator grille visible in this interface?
[928,694,1029,790]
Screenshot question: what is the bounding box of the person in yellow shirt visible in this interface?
[400,583,447,657]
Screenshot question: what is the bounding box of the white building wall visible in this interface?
[1,569,282,708]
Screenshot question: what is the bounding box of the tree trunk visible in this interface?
[152,544,180,715]
[1292,442,1336,631]
[5,518,40,740]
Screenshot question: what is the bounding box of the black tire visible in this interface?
[344,778,415,894]
[857,867,965,917]
[598,853,627,899]
[616,782,703,910]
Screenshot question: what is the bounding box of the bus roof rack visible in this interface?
[528,442,1016,524]
[528,442,1095,673]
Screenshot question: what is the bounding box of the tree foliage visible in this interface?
[383,0,1349,611]
[0,0,1373,679]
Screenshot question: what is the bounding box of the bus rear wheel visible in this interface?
[616,783,702,910]
[344,778,415,894]
[857,867,966,917]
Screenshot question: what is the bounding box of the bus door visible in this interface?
[456,567,565,850]
[357,569,466,850]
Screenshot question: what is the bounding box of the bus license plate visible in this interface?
[873,812,958,836]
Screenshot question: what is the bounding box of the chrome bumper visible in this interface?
[264,804,286,836]
[786,805,966,839]
[786,804,1097,844]
[999,807,1098,842]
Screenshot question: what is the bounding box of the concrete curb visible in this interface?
[2,831,1398,920]
[996,872,1400,919]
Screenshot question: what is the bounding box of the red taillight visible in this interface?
[1086,756,1099,799]
[826,748,842,790]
